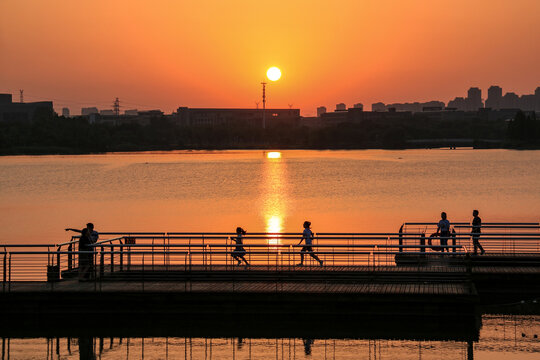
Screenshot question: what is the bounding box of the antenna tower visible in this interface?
[114,98,120,116]
[19,90,24,103]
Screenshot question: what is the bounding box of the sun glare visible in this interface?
[266,151,282,159]
[266,67,281,81]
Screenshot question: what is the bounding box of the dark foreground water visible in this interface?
[1,314,539,359]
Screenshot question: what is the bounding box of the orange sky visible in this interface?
[1,0,539,115]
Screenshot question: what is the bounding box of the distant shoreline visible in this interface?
[2,144,540,156]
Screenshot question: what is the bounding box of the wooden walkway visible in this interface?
[5,279,472,296]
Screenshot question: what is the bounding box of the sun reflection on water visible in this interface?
[263,152,286,246]
[266,151,282,159]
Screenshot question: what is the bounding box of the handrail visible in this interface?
[402,222,538,226]
[0,244,55,247]
[403,222,470,226]
[453,225,540,229]
[94,237,125,245]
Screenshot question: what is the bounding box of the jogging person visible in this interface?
[231,227,249,266]
[297,221,323,266]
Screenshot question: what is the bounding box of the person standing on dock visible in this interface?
[297,221,323,266]
[231,227,249,266]
[77,228,94,280]
[472,210,485,255]
[437,212,451,252]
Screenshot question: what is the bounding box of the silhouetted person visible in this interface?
[472,210,485,255]
[66,223,99,280]
[76,228,94,280]
[231,227,249,266]
[66,223,99,243]
[297,221,323,266]
[437,212,451,252]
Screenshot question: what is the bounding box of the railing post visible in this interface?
[120,241,124,271]
[8,255,11,292]
[420,233,426,253]
[100,246,104,278]
[111,246,114,273]
[56,249,61,271]
[67,244,73,270]
[3,252,6,292]
[452,229,457,253]
[398,225,404,253]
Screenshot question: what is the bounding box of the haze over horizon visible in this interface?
[1,0,539,116]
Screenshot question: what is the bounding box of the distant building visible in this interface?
[175,107,300,127]
[61,107,70,117]
[447,97,467,111]
[0,93,54,122]
[466,87,483,111]
[316,106,327,117]
[124,109,138,116]
[501,92,519,109]
[536,87,540,112]
[422,106,443,112]
[486,86,502,110]
[0,94,12,105]
[372,101,445,113]
[371,102,386,112]
[335,103,347,111]
[81,107,99,116]
[519,94,536,111]
[353,103,363,110]
[99,109,115,116]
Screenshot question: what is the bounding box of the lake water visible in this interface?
[1,149,540,244]
[2,149,540,359]
[2,314,539,359]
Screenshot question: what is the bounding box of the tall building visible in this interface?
[335,103,347,111]
[61,108,70,117]
[316,106,327,117]
[353,103,363,110]
[485,86,502,110]
[467,87,483,111]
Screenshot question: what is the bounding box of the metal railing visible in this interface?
[1,225,539,289]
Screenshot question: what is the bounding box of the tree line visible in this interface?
[0,108,538,155]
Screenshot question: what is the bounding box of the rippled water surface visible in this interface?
[1,149,540,243]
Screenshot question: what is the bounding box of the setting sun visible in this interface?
[266,67,281,81]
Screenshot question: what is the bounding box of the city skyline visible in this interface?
[1,0,539,116]
[3,84,538,117]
